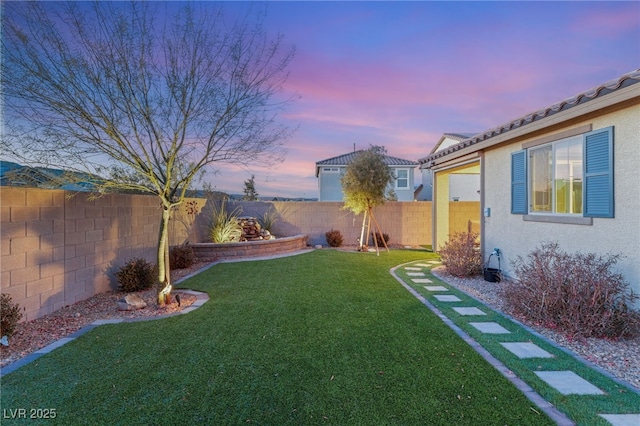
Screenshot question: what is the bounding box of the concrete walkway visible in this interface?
[392,261,640,426]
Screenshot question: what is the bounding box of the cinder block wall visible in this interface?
[205,201,432,247]
[0,187,199,322]
[1,188,430,322]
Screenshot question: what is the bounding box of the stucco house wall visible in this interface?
[482,104,640,300]
[420,70,640,308]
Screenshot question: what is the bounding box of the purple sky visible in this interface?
[207,1,639,199]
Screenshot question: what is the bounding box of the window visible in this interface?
[395,169,409,189]
[511,127,613,219]
[322,167,340,173]
[529,135,583,214]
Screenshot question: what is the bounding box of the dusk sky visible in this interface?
[208,1,639,199]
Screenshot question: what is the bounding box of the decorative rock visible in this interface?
[238,217,273,241]
[117,294,147,311]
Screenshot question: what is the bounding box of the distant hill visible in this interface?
[0,161,100,192]
[1,162,318,201]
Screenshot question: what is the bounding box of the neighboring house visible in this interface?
[315,150,418,201]
[417,133,477,201]
[420,70,640,305]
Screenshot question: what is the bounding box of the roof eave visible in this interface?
[424,83,640,168]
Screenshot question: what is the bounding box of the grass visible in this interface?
[396,261,640,426]
[1,250,555,425]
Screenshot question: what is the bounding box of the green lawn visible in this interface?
[1,250,554,425]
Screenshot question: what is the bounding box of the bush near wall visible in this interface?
[503,242,640,339]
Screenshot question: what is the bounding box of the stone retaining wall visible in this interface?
[191,235,308,261]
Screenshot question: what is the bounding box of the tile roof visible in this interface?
[316,150,417,176]
[419,69,640,165]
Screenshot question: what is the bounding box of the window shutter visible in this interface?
[511,150,527,214]
[584,127,614,218]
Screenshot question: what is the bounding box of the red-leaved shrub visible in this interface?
[438,228,481,277]
[325,229,344,247]
[502,242,640,339]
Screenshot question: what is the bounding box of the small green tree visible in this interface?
[341,146,394,252]
[243,175,259,201]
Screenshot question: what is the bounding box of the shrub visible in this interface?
[372,232,390,245]
[1,293,23,337]
[503,242,640,339]
[116,258,157,292]
[438,229,481,277]
[325,229,344,247]
[210,199,242,243]
[170,244,196,270]
[260,206,279,232]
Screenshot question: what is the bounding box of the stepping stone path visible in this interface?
[396,262,640,426]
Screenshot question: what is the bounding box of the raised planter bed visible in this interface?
[190,234,308,261]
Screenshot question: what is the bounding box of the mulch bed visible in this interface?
[1,262,209,369]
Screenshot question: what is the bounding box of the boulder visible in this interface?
[117,294,147,311]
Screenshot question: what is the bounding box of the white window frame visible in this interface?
[322,167,340,173]
[528,134,583,216]
[395,168,409,189]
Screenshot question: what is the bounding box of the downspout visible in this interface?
[479,151,486,263]
[431,167,437,251]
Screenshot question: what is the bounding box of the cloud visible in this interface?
[570,3,640,38]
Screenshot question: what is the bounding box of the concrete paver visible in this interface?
[500,342,554,358]
[411,278,433,284]
[535,371,605,395]
[406,272,426,276]
[433,294,462,302]
[469,322,510,334]
[423,285,448,291]
[599,414,640,426]
[452,307,486,316]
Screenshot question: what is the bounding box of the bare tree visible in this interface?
[2,2,296,304]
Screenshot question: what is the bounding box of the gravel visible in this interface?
[431,266,640,391]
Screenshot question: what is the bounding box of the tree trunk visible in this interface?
[157,205,172,306]
[358,210,368,250]
[369,207,379,256]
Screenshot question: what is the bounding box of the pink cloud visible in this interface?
[570,5,640,37]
